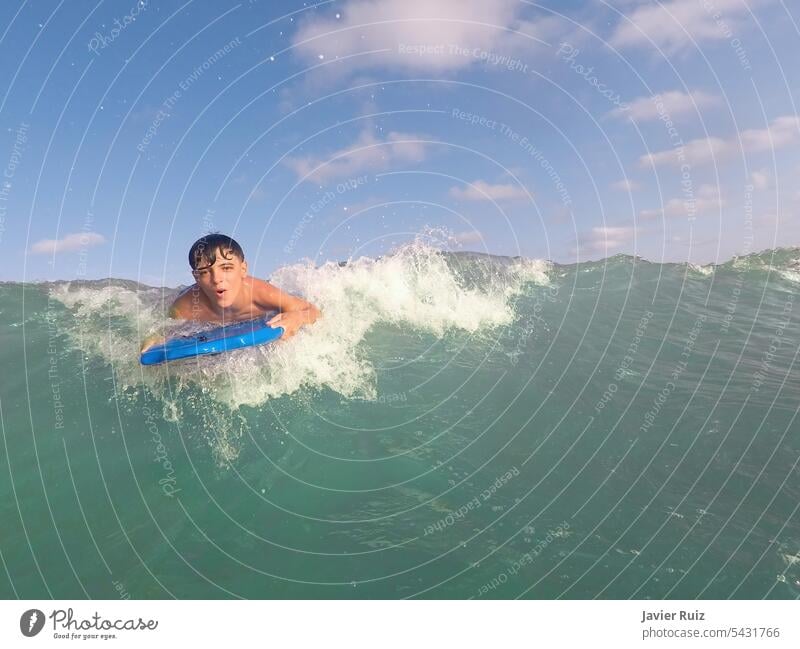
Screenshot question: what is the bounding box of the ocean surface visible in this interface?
[1,243,799,599]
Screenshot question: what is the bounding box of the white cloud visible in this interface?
[755,211,778,224]
[750,168,771,190]
[641,136,728,168]
[741,116,800,149]
[291,0,553,75]
[578,225,635,255]
[31,232,106,255]
[285,128,428,183]
[640,184,723,220]
[610,0,771,54]
[611,178,641,192]
[611,90,719,121]
[453,230,484,245]
[449,180,530,202]
[640,115,800,167]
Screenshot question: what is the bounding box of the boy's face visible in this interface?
[192,248,248,309]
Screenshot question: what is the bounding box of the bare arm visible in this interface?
[142,292,191,351]
[167,302,183,319]
[166,285,194,320]
[256,280,320,337]
[168,285,208,321]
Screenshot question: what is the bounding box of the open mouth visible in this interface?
[215,289,226,298]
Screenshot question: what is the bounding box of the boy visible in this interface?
[143,234,320,350]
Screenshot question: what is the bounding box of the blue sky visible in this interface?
[1,0,798,285]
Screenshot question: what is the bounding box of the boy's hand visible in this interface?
[267,308,319,339]
[140,334,165,352]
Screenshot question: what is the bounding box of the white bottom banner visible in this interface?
[1,600,797,647]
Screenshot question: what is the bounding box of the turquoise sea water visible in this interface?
[1,244,799,599]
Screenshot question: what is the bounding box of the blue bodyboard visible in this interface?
[140,318,283,365]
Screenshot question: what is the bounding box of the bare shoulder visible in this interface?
[249,276,275,294]
[169,285,200,319]
[250,276,309,311]
[247,277,277,306]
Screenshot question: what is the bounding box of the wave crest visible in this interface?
[50,241,551,409]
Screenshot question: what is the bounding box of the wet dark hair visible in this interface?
[188,233,244,270]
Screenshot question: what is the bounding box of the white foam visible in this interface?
[51,241,551,411]
[688,263,714,277]
[777,269,800,284]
